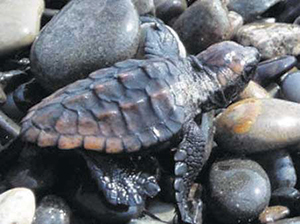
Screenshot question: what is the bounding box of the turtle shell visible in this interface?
[21,59,186,153]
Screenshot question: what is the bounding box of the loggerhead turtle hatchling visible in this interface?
[20,18,260,224]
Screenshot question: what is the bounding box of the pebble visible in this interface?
[271,187,300,215]
[172,0,231,54]
[277,0,300,23]
[0,0,45,57]
[228,11,244,38]
[236,23,300,59]
[0,188,36,224]
[259,206,290,223]
[226,0,283,22]
[252,150,297,190]
[30,0,140,92]
[215,98,300,154]
[271,217,300,224]
[132,0,155,15]
[207,159,271,223]
[239,81,271,100]
[130,200,175,224]
[32,195,71,224]
[281,71,300,103]
[155,0,187,24]
[253,55,297,87]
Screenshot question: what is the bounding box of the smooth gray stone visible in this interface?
[33,195,71,224]
[236,23,300,59]
[208,159,271,223]
[0,0,44,57]
[155,0,187,24]
[172,0,231,54]
[227,0,283,22]
[216,98,300,154]
[0,188,36,224]
[281,71,300,103]
[252,150,297,190]
[132,0,155,15]
[31,0,140,92]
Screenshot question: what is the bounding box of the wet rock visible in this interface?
[132,0,155,15]
[265,83,282,98]
[208,159,271,223]
[0,187,36,224]
[252,150,297,190]
[172,0,231,54]
[228,11,244,38]
[239,81,270,100]
[130,200,175,224]
[281,71,300,103]
[253,56,297,87]
[0,0,44,57]
[271,187,300,215]
[155,0,187,24]
[259,206,290,223]
[271,217,300,224]
[31,0,140,92]
[236,23,300,59]
[33,195,71,224]
[277,0,300,23]
[215,98,300,154]
[227,0,283,22]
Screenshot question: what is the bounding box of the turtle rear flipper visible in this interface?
[139,16,186,59]
[82,152,161,206]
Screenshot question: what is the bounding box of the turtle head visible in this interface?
[197,41,260,109]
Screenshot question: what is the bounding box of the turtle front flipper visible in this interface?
[81,152,161,206]
[174,121,207,224]
[139,16,186,59]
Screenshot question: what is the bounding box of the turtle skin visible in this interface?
[21,58,188,153]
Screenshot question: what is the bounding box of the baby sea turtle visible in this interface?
[20,19,260,224]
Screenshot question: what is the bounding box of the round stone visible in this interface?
[215,98,300,154]
[172,0,231,54]
[281,71,300,103]
[31,0,140,92]
[155,0,187,24]
[0,0,44,57]
[32,195,71,224]
[208,159,271,223]
[0,188,36,224]
[132,0,155,15]
[259,206,290,223]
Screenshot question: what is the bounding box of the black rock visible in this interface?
[31,0,140,92]
[207,159,271,223]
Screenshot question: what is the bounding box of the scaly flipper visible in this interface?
[174,121,207,224]
[81,152,161,206]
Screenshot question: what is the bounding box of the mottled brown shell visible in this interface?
[21,59,186,153]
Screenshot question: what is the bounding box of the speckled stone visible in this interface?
[236,23,300,59]
[32,195,71,224]
[239,81,271,99]
[31,0,140,92]
[0,188,36,224]
[259,206,290,223]
[281,71,300,103]
[208,159,271,223]
[0,0,44,57]
[227,0,283,22]
[215,98,300,154]
[172,0,231,54]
